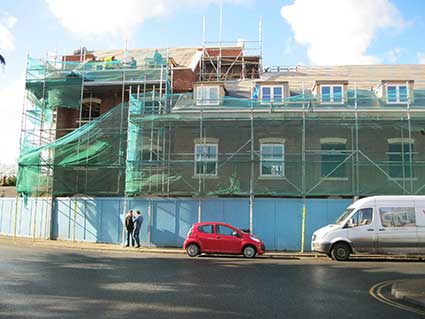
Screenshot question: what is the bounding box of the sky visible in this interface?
[1,0,425,167]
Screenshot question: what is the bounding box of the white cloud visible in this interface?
[45,0,246,39]
[385,47,404,63]
[0,12,17,52]
[281,0,404,65]
[0,75,24,165]
[418,52,425,64]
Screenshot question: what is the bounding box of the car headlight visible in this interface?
[250,236,261,243]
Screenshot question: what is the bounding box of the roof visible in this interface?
[260,64,425,90]
[94,47,201,68]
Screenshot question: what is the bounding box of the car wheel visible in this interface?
[186,243,200,257]
[243,245,256,258]
[330,242,350,261]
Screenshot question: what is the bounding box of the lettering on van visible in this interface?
[379,207,416,228]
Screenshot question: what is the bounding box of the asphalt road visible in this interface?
[0,243,424,319]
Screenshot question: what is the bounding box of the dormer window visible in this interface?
[320,85,343,104]
[195,85,220,105]
[261,85,283,103]
[387,84,408,104]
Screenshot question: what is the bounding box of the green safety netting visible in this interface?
[17,55,425,199]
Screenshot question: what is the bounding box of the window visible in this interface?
[388,141,414,178]
[321,141,347,178]
[387,85,408,103]
[260,144,284,177]
[346,208,373,227]
[216,225,235,236]
[261,86,283,104]
[195,144,218,176]
[379,207,416,228]
[320,85,343,104]
[198,224,214,234]
[196,86,220,105]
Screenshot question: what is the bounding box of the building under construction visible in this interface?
[4,41,425,250]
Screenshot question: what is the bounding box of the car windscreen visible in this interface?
[336,208,354,225]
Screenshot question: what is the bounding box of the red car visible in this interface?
[183,222,265,258]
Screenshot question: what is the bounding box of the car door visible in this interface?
[346,207,377,254]
[216,224,242,253]
[376,202,417,255]
[197,224,217,252]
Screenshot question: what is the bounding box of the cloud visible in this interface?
[418,52,425,64]
[45,0,245,39]
[0,12,17,52]
[0,75,24,165]
[281,0,404,65]
[385,47,404,63]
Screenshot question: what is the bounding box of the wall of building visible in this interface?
[0,197,352,251]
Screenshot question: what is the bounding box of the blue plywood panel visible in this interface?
[53,198,72,240]
[253,199,276,250]
[150,199,198,247]
[176,200,198,241]
[84,199,99,242]
[201,200,224,222]
[222,199,250,229]
[151,199,177,247]
[18,198,33,237]
[275,199,303,251]
[0,199,14,235]
[99,199,122,244]
[304,199,352,251]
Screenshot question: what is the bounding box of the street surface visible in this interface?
[0,242,424,319]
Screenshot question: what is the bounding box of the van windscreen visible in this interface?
[336,208,355,225]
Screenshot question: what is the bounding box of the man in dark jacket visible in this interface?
[133,210,144,248]
[125,210,135,247]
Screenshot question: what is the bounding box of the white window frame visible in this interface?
[194,143,218,176]
[260,85,284,104]
[320,85,344,104]
[260,143,285,177]
[195,85,220,106]
[386,84,408,104]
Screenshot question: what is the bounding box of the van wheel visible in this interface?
[243,245,256,258]
[331,242,350,261]
[186,243,200,257]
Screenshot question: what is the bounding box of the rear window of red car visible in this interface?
[198,225,214,234]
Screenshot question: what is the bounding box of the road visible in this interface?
[0,242,423,319]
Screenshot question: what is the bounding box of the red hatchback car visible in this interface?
[183,222,265,258]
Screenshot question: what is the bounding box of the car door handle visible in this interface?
[367,229,374,231]
[378,229,386,231]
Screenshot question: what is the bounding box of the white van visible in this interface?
[311,196,425,261]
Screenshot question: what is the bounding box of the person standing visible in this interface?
[133,210,144,248]
[125,210,135,247]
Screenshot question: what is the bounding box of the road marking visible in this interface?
[369,280,425,316]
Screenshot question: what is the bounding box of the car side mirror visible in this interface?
[232,231,241,238]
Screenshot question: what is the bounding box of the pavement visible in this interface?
[392,279,425,309]
[0,235,322,258]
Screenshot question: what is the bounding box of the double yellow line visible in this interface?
[369,280,425,316]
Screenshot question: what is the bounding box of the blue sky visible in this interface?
[1,0,425,166]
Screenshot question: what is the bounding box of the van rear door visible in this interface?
[376,201,417,255]
[414,202,425,254]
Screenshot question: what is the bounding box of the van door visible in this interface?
[376,203,417,255]
[345,207,377,254]
[414,203,425,254]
